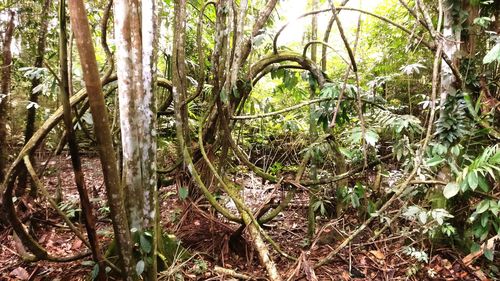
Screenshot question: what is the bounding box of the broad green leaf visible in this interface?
[365,130,379,147]
[484,249,494,261]
[443,182,459,199]
[32,84,43,94]
[483,43,500,64]
[140,234,152,254]
[480,213,489,228]
[425,156,444,167]
[477,176,490,192]
[467,172,479,190]
[136,260,145,276]
[476,200,490,214]
[470,243,480,253]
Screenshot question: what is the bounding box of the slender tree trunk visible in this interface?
[114,0,159,279]
[439,0,460,113]
[173,0,190,154]
[68,0,136,279]
[59,1,105,279]
[321,0,350,72]
[0,11,15,184]
[307,0,319,240]
[18,0,51,196]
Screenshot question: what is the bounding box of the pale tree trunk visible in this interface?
[440,0,460,113]
[68,0,136,279]
[0,10,15,184]
[114,0,158,279]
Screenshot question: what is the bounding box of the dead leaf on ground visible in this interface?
[341,271,350,281]
[369,250,385,260]
[10,267,29,280]
[71,239,83,250]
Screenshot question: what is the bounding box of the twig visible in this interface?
[213,265,254,280]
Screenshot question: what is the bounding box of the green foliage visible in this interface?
[314,83,353,129]
[435,92,470,147]
[337,182,366,210]
[402,246,429,263]
[455,144,499,194]
[482,43,500,64]
[178,187,189,201]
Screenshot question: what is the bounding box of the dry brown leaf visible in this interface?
[341,271,350,280]
[71,239,83,250]
[369,250,385,260]
[10,267,29,280]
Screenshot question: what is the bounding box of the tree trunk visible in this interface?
[173,0,190,153]
[18,0,51,196]
[114,0,159,279]
[59,1,105,279]
[439,0,460,113]
[0,10,15,184]
[307,0,319,240]
[68,0,136,279]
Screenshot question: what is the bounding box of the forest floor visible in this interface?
[0,155,491,280]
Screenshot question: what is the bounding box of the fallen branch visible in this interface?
[213,266,254,280]
[462,235,500,266]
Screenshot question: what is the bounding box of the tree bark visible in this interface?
[59,1,105,279]
[307,0,319,240]
[18,0,51,196]
[0,10,15,184]
[439,0,460,113]
[114,0,159,278]
[68,0,135,279]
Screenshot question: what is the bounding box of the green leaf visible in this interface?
[470,243,480,253]
[443,182,459,199]
[484,249,494,261]
[364,130,379,147]
[178,187,188,200]
[351,194,360,208]
[81,260,95,266]
[425,156,444,167]
[136,260,145,276]
[476,200,490,214]
[32,84,43,94]
[480,213,489,228]
[91,264,99,280]
[483,43,500,64]
[467,172,479,190]
[140,234,152,254]
[477,176,490,192]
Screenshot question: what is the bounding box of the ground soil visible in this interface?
[0,155,494,280]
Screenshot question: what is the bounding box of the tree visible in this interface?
[113,0,159,279]
[68,0,135,279]
[17,0,51,196]
[0,10,15,184]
